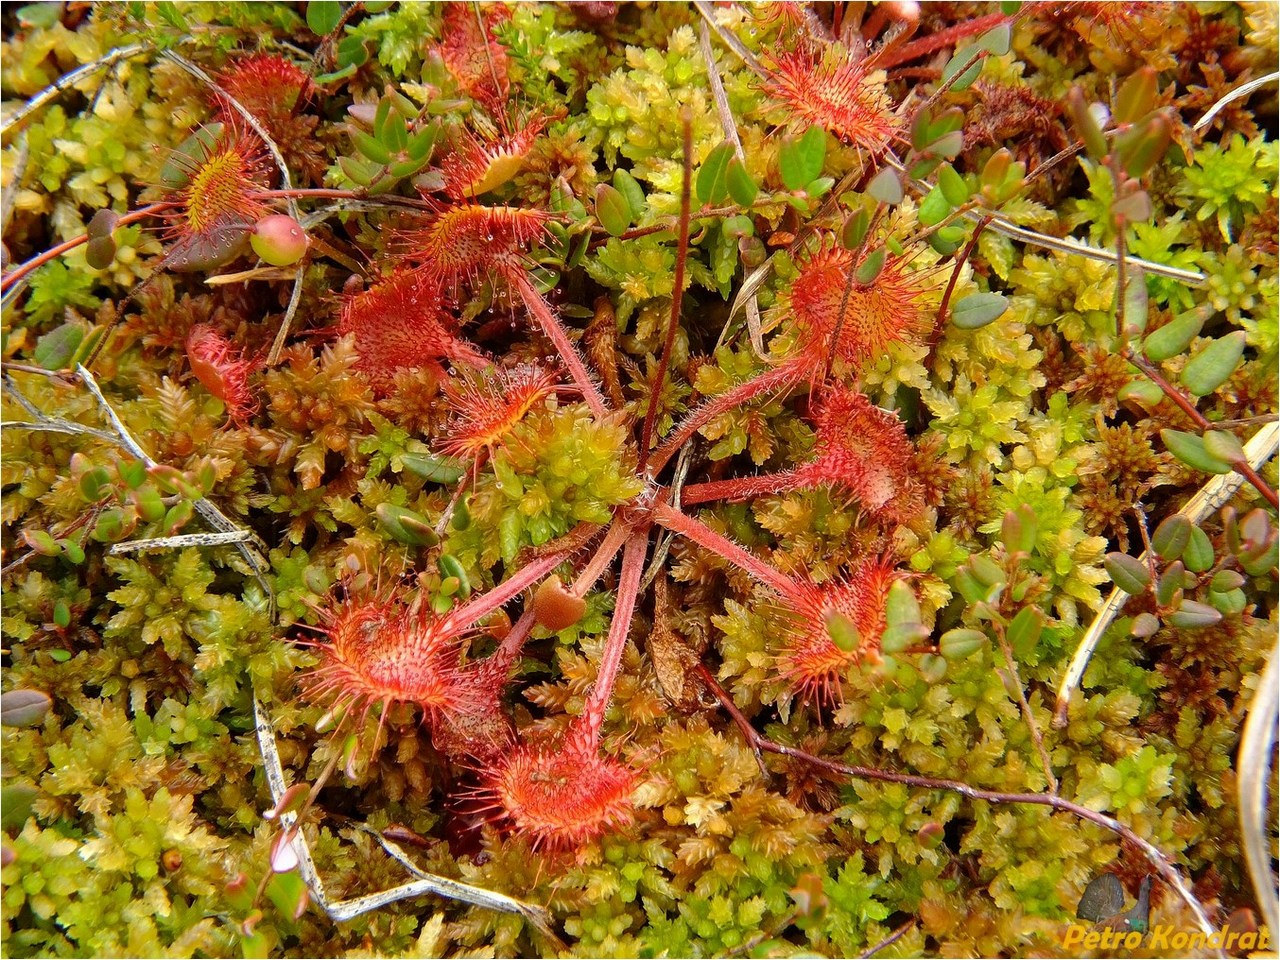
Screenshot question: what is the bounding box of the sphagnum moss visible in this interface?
[2,3,1276,958]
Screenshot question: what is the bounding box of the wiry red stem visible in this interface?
[579,531,648,746]
[695,665,1218,940]
[647,356,808,477]
[1,202,178,292]
[652,501,797,599]
[508,269,609,418]
[638,110,693,473]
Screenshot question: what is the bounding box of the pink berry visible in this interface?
[249,214,309,266]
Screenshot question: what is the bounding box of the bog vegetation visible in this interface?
[1,2,1277,957]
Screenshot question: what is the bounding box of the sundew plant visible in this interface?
[1,2,1277,958]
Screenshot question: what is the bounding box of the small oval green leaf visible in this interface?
[1181,331,1246,396]
[1067,87,1108,160]
[779,125,826,191]
[1114,66,1158,126]
[867,167,903,204]
[1182,524,1214,573]
[400,453,465,485]
[1142,307,1207,362]
[695,140,734,205]
[1166,599,1222,629]
[1161,429,1232,474]
[725,157,759,207]
[939,628,986,659]
[977,22,1012,56]
[941,47,983,92]
[951,292,1009,329]
[594,183,632,237]
[306,0,342,35]
[825,611,861,652]
[1203,429,1246,465]
[1104,552,1151,594]
[842,209,871,249]
[938,163,970,206]
[376,503,438,547]
[1151,515,1192,561]
[612,168,647,219]
[917,185,951,227]
[1006,605,1043,658]
[1,690,51,727]
[854,247,886,285]
[1155,560,1186,607]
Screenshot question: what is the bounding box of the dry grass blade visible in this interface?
[1237,640,1279,936]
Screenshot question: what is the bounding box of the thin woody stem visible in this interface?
[992,625,1059,794]
[930,214,992,353]
[1122,349,1278,509]
[508,270,609,418]
[648,356,807,477]
[695,665,1218,941]
[652,501,797,598]
[638,109,693,473]
[579,531,648,746]
[1,202,178,293]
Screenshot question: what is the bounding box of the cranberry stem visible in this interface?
[1,202,179,293]
[638,109,693,473]
[578,531,647,746]
[651,501,797,599]
[508,269,610,418]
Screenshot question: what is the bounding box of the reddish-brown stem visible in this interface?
[652,501,797,598]
[1124,348,1279,509]
[1113,201,1130,345]
[648,356,808,477]
[695,665,1218,940]
[1,202,178,292]
[508,270,609,418]
[933,214,992,336]
[571,519,630,598]
[579,531,648,746]
[860,919,918,960]
[992,624,1059,794]
[638,110,693,473]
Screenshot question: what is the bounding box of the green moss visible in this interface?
[1,3,1275,957]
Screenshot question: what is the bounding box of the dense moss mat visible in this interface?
[2,3,1277,957]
